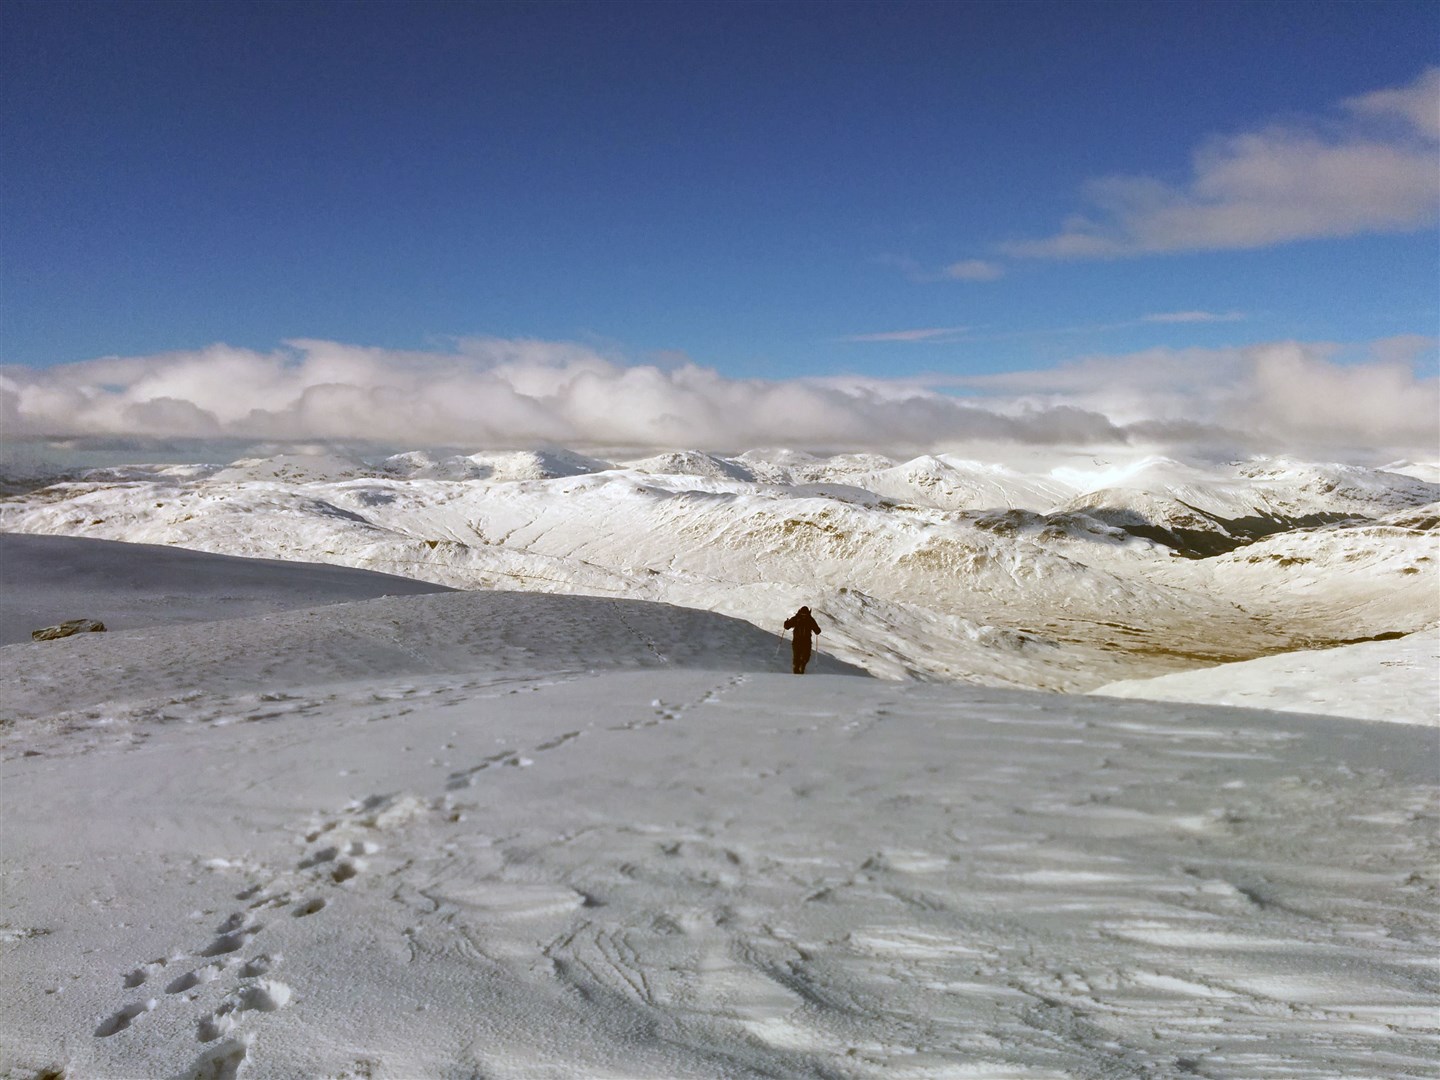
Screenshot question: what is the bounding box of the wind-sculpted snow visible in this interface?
[1,578,1435,1078]
[0,533,453,645]
[0,589,862,730]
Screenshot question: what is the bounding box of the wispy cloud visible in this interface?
[3,335,1433,457]
[1141,311,1245,324]
[877,255,1004,283]
[914,311,1247,342]
[841,327,969,343]
[1006,68,1440,259]
[943,260,1005,282]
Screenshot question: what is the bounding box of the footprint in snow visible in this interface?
[239,953,280,978]
[94,998,156,1037]
[167,962,228,995]
[122,958,167,988]
[534,730,582,752]
[297,845,341,869]
[329,858,364,883]
[186,1037,251,1080]
[297,835,379,888]
[447,749,519,789]
[197,979,293,1042]
[293,896,327,917]
[200,914,263,957]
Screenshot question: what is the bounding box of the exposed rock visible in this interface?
[31,619,107,641]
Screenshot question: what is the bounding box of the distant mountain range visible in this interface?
[3,447,1435,692]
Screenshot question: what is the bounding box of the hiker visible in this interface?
[783,605,822,675]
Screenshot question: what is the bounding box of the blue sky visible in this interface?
[2,0,1436,389]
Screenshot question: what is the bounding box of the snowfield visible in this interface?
[0,533,453,647]
[1094,627,1440,725]
[1,447,1437,1078]
[2,446,1436,700]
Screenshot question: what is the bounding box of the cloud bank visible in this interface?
[3,336,1435,459]
[935,337,1438,456]
[1,338,1124,452]
[1008,68,1440,258]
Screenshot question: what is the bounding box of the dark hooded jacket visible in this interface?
[784,607,821,653]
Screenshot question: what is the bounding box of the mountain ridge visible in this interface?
[2,446,1434,694]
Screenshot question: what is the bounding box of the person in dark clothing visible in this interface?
[783,606,822,674]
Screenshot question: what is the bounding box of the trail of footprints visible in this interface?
[609,672,749,732]
[96,908,304,1073]
[92,671,751,1076]
[92,780,422,1071]
[27,672,583,765]
[93,794,404,1076]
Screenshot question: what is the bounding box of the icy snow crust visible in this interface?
[0,544,1436,1079]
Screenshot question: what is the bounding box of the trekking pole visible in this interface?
[774,628,788,658]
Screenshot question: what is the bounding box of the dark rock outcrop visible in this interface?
[31,619,107,641]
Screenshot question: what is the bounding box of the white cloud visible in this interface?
[943,260,1005,282]
[1007,68,1440,258]
[2,336,1433,458]
[0,338,1120,452]
[1141,311,1245,324]
[943,338,1439,455]
[1346,67,1440,140]
[878,255,1004,283]
[841,327,969,343]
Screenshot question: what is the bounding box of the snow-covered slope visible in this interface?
[0,533,452,645]
[379,448,612,482]
[1094,626,1439,724]
[3,448,1435,698]
[1158,506,1440,644]
[0,466,1235,690]
[848,454,1074,512]
[1385,459,1440,484]
[1053,455,1440,519]
[3,588,863,728]
[1054,456,1440,556]
[619,449,758,483]
[2,550,1435,1080]
[1236,458,1440,518]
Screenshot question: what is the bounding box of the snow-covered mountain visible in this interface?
[1051,455,1440,556]
[619,449,758,483]
[1,446,1435,697]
